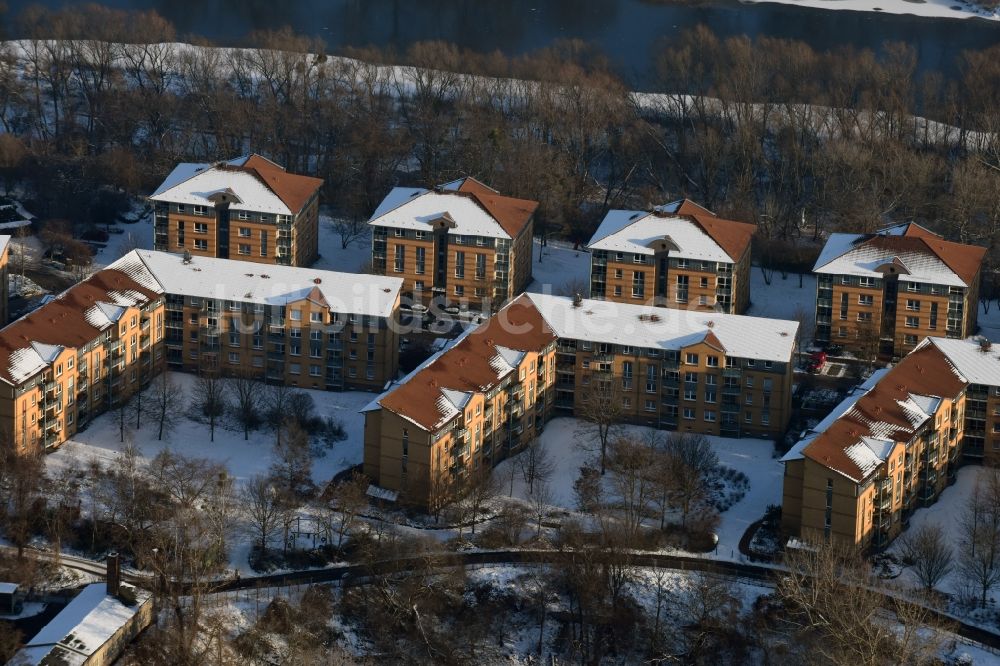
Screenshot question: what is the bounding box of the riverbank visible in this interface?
[742,0,999,20]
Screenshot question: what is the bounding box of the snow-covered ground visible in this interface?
[91,219,153,269]
[527,240,592,296]
[313,215,370,274]
[744,0,999,21]
[747,270,816,346]
[45,371,370,488]
[494,417,782,561]
[978,301,1000,343]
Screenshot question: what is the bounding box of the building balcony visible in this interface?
[267,352,285,362]
[723,368,741,378]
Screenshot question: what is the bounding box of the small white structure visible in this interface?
[10,557,153,666]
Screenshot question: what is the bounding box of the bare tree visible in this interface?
[606,436,656,542]
[0,447,45,560]
[520,436,554,496]
[663,433,719,529]
[320,471,369,551]
[577,378,625,475]
[242,474,284,555]
[269,418,315,500]
[898,522,953,593]
[529,479,553,538]
[957,468,1000,608]
[227,369,261,440]
[192,364,225,442]
[147,371,183,441]
[329,215,369,250]
[456,468,500,536]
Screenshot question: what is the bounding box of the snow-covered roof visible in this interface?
[525,293,797,363]
[150,160,292,215]
[0,582,18,594]
[588,210,732,262]
[109,250,403,319]
[13,583,150,666]
[814,233,966,287]
[920,337,1000,387]
[368,187,511,239]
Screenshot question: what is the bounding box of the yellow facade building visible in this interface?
[813,222,985,360]
[0,250,403,454]
[151,154,323,267]
[368,177,537,313]
[365,293,798,509]
[586,200,755,314]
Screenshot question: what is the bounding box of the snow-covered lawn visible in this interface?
[527,240,592,296]
[313,215,370,274]
[494,416,782,561]
[746,270,815,346]
[44,371,371,488]
[744,0,999,21]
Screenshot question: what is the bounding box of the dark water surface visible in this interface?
[1,0,997,87]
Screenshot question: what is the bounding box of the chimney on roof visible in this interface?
[980,337,992,353]
[182,250,192,265]
[572,293,583,308]
[106,552,121,596]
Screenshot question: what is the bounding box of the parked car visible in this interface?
[806,351,828,373]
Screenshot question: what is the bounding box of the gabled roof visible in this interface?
[814,225,986,288]
[368,178,538,240]
[587,199,755,262]
[377,295,556,431]
[150,154,323,215]
[795,344,966,483]
[0,267,163,386]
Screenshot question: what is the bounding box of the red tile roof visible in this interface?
[453,177,538,238]
[379,295,555,431]
[802,344,965,482]
[236,154,324,214]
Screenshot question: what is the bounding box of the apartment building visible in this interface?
[0,250,403,454]
[151,154,323,267]
[363,295,558,509]
[781,342,966,549]
[115,250,402,393]
[586,200,755,314]
[368,177,537,312]
[0,263,167,453]
[813,222,985,359]
[364,293,797,508]
[917,336,1000,464]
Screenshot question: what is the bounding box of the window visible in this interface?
[614,268,623,279]
[454,251,465,278]
[707,356,719,367]
[906,282,919,292]
[704,410,716,423]
[676,275,689,303]
[290,310,302,321]
[415,231,425,240]
[906,299,921,311]
[838,326,848,338]
[455,285,465,296]
[685,353,698,365]
[415,247,426,274]
[260,230,268,257]
[394,245,405,272]
[745,376,755,388]
[310,365,321,377]
[228,352,239,364]
[645,400,656,412]
[290,363,301,375]
[904,334,918,345]
[858,294,874,306]
[685,372,698,383]
[684,388,697,401]
[194,239,208,251]
[700,276,709,288]
[745,411,752,423]
[310,312,322,323]
[238,211,251,220]
[394,228,404,237]
[857,312,872,322]
[194,222,208,234]
[238,244,251,255]
[476,254,487,280]
[905,316,919,328]
[239,227,251,237]
[859,277,875,287]
[632,271,645,298]
[683,408,695,420]
[705,390,716,404]
[193,205,206,216]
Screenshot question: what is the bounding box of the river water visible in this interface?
[1,0,997,87]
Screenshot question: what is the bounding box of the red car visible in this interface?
[806,351,827,373]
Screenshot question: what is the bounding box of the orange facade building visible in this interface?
[151,154,323,267]
[813,223,985,360]
[781,342,967,550]
[0,250,403,454]
[368,177,537,313]
[365,293,798,509]
[586,200,755,314]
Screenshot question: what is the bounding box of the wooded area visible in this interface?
[0,6,995,267]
